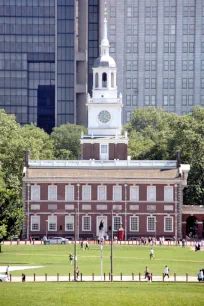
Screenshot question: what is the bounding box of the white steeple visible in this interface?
[101,7,110,57]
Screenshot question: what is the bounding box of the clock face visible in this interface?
[98,110,111,123]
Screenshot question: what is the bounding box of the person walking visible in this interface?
[198,269,203,282]
[76,267,80,279]
[164,266,169,279]
[6,266,9,280]
[150,248,155,259]
[144,266,149,279]
[85,240,89,250]
[69,253,73,265]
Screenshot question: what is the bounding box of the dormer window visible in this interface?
[95,73,99,88]
[111,72,114,87]
[102,73,107,88]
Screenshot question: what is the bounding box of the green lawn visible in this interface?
[0,244,203,277]
[0,282,203,306]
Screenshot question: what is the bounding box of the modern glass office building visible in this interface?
[0,0,100,133]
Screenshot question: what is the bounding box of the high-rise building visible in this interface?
[0,0,100,133]
[104,0,204,123]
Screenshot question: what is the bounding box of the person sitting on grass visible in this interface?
[150,248,155,260]
[198,269,203,282]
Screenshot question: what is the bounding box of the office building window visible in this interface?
[110,6,116,17]
[188,96,193,106]
[151,61,156,71]
[169,96,175,105]
[132,78,137,89]
[110,42,115,53]
[170,79,175,89]
[65,185,74,201]
[147,216,156,232]
[126,25,132,36]
[145,96,150,105]
[201,79,204,89]
[110,25,116,36]
[98,186,107,201]
[189,61,194,71]
[48,185,57,201]
[126,43,132,53]
[126,60,131,71]
[145,24,151,35]
[170,60,175,71]
[126,95,131,106]
[82,216,91,231]
[147,186,156,201]
[145,60,150,71]
[133,24,138,36]
[182,60,187,71]
[151,96,156,106]
[188,79,194,89]
[183,24,188,35]
[152,24,157,36]
[82,186,91,201]
[151,78,156,89]
[126,111,131,122]
[164,96,168,106]
[201,96,204,105]
[171,6,176,17]
[164,216,173,232]
[126,78,131,89]
[164,24,169,35]
[202,61,204,71]
[130,186,139,201]
[202,42,204,53]
[189,42,194,53]
[183,42,188,53]
[130,216,139,231]
[65,216,74,231]
[31,185,40,201]
[48,216,57,231]
[170,25,176,35]
[182,79,187,89]
[189,24,195,35]
[127,7,132,17]
[145,42,150,53]
[145,78,150,89]
[152,6,157,18]
[190,6,195,17]
[113,186,122,201]
[113,216,122,231]
[133,42,138,53]
[132,95,137,106]
[164,6,170,17]
[31,216,40,231]
[164,61,169,71]
[132,61,138,71]
[182,96,187,105]
[183,6,188,17]
[145,6,151,18]
[164,79,168,89]
[133,6,138,18]
[151,42,157,53]
[164,42,169,53]
[170,42,175,53]
[164,186,174,202]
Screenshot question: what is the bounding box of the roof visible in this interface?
[93,55,116,68]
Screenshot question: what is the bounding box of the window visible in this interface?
[189,24,194,35]
[133,6,138,18]
[151,96,156,106]
[133,24,138,36]
[145,42,150,53]
[126,43,132,53]
[48,185,57,201]
[126,60,131,71]
[110,6,116,17]
[170,25,175,35]
[65,216,74,231]
[132,95,137,105]
[127,7,132,17]
[145,6,151,18]
[126,25,132,36]
[164,6,169,17]
[152,6,157,18]
[202,60,204,71]
[189,61,194,71]
[147,216,156,231]
[164,60,169,71]
[170,60,175,71]
[31,185,40,201]
[164,186,173,202]
[164,79,168,89]
[113,216,122,231]
[170,42,175,53]
[189,6,195,17]
[188,96,193,106]
[170,79,175,89]
[147,186,156,201]
[130,216,139,231]
[132,78,137,89]
[189,42,194,53]
[188,78,194,89]
[133,42,138,53]
[182,95,187,105]
[48,216,57,231]
[48,204,57,210]
[164,24,169,35]
[182,78,187,89]
[145,24,150,35]
[98,186,107,201]
[183,6,188,17]
[151,78,156,89]
[202,79,204,89]
[183,24,188,35]
[201,96,204,105]
[31,216,40,231]
[182,60,187,71]
[202,42,204,53]
[111,72,114,87]
[126,95,131,106]
[164,216,173,232]
[110,42,115,53]
[82,216,91,231]
[113,186,122,201]
[145,96,150,105]
[126,78,131,89]
[130,186,139,201]
[132,61,138,71]
[110,24,116,36]
[145,60,150,71]
[169,96,175,106]
[65,185,74,201]
[171,6,176,17]
[151,60,156,71]
[82,186,91,201]
[163,95,168,106]
[164,205,174,211]
[126,111,131,123]
[145,78,150,89]
[183,42,188,53]
[95,73,98,88]
[164,42,169,53]
[102,73,107,87]
[151,42,156,53]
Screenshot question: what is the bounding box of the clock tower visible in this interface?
[81,8,128,160]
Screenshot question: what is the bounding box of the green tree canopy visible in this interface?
[51,123,87,159]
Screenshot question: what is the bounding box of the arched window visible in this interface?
[111,72,114,87]
[102,73,107,87]
[95,73,99,88]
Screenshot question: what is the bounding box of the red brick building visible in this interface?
[22,13,191,240]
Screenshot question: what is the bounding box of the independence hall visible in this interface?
[22,13,190,241]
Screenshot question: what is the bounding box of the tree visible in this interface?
[51,124,87,159]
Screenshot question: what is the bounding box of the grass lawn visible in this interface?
[0,244,203,277]
[0,282,204,306]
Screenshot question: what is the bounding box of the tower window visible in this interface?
[102,73,107,87]
[111,72,114,87]
[95,73,99,88]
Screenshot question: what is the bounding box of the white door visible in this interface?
[100,144,109,160]
[96,216,107,237]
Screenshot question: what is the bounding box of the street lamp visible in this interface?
[27,183,30,241]
[74,208,77,281]
[110,210,113,281]
[77,184,80,241]
[45,220,48,238]
[155,219,157,245]
[124,184,127,241]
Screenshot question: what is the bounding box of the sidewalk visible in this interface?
[9,275,199,282]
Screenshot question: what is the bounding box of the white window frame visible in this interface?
[147,216,156,232]
[97,185,107,201]
[130,216,139,232]
[48,215,57,231]
[82,185,91,201]
[31,215,40,231]
[48,185,57,201]
[147,186,156,201]
[164,216,173,232]
[65,185,74,201]
[82,216,91,231]
[113,186,122,201]
[31,185,40,201]
[65,215,74,232]
[113,216,122,231]
[164,186,174,202]
[130,186,139,201]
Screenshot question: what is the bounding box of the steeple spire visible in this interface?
[101,4,109,56]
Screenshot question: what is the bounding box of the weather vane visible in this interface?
[104,2,107,16]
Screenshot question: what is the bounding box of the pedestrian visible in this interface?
[182,239,185,248]
[69,253,73,265]
[150,248,155,260]
[164,266,169,279]
[144,266,149,279]
[22,273,25,282]
[76,267,80,279]
[6,266,9,279]
[80,240,84,250]
[29,236,32,244]
[85,240,89,250]
[198,269,203,282]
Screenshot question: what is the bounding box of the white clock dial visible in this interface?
[98,110,111,123]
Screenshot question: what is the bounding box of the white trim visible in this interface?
[48,185,57,201]
[129,216,139,232]
[82,185,91,201]
[65,215,74,232]
[164,186,174,202]
[130,186,139,201]
[82,215,91,231]
[147,186,156,201]
[100,143,109,160]
[65,185,74,201]
[30,215,40,231]
[31,185,40,201]
[97,185,107,201]
[147,216,156,232]
[164,216,174,232]
[48,215,57,231]
[113,185,122,201]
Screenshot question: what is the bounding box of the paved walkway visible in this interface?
[8,275,199,282]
